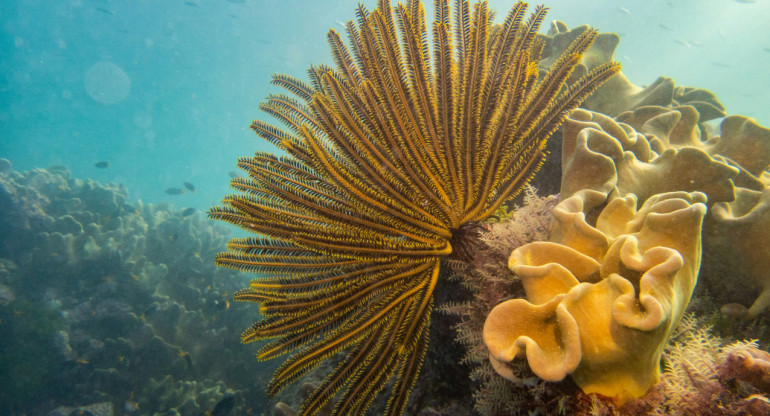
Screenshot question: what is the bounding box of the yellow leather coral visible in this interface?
[615,106,770,318]
[483,190,707,402]
[712,187,770,319]
[560,108,739,206]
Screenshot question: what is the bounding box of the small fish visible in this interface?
[0,283,15,306]
[228,171,242,179]
[185,1,198,6]
[94,7,115,15]
[733,0,756,4]
[674,39,691,47]
[165,187,186,195]
[718,29,727,39]
[123,398,140,413]
[335,20,346,28]
[143,303,160,317]
[182,207,196,217]
[692,40,703,47]
[616,6,631,15]
[659,24,672,31]
[763,47,770,53]
[711,62,730,68]
[180,350,193,369]
[210,395,236,416]
[183,182,197,192]
[76,358,90,364]
[94,161,110,169]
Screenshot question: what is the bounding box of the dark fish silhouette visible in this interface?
[180,351,193,369]
[228,171,242,179]
[183,182,197,192]
[94,161,110,169]
[182,207,196,217]
[142,303,159,318]
[94,7,115,15]
[199,395,235,416]
[165,187,186,195]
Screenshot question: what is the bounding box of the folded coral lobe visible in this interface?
[484,191,707,403]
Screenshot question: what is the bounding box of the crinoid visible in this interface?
[209,0,619,414]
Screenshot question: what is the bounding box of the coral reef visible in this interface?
[47,402,114,416]
[484,190,707,402]
[531,22,727,197]
[541,22,725,122]
[711,187,770,319]
[596,317,770,415]
[0,160,262,415]
[559,105,770,320]
[442,189,561,415]
[560,108,739,207]
[209,1,620,414]
[460,24,770,411]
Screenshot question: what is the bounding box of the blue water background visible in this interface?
[1,0,768,212]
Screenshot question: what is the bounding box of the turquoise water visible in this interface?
[2,0,768,210]
[2,1,770,415]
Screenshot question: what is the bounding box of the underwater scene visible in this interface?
[2,0,770,415]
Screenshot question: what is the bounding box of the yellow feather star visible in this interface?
[209,0,620,414]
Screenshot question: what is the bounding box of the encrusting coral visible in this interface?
[483,190,707,402]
